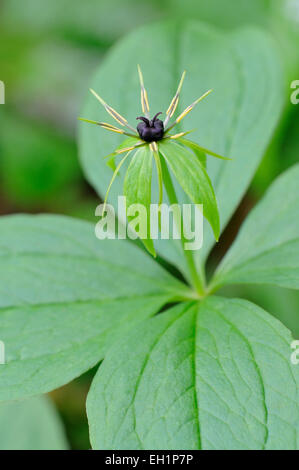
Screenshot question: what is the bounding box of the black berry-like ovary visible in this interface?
[137,112,164,142]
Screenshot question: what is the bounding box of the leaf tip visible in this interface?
[214,224,220,242]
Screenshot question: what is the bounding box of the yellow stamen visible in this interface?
[137,65,150,117]
[89,89,136,133]
[175,89,213,124]
[166,71,186,119]
[170,131,191,140]
[78,117,139,137]
[100,123,124,133]
[90,89,124,123]
[115,142,145,155]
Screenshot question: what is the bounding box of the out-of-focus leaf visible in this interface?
[166,0,269,29]
[281,107,299,171]
[0,396,68,450]
[0,113,80,208]
[269,0,299,79]
[213,164,299,290]
[218,283,299,340]
[1,0,162,43]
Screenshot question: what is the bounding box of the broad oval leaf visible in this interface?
[159,139,220,240]
[0,215,190,401]
[212,164,299,290]
[79,20,283,276]
[167,0,269,30]
[0,396,68,450]
[87,296,299,450]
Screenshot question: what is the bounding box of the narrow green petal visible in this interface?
[104,141,146,160]
[124,146,156,257]
[106,156,117,171]
[164,71,186,127]
[78,117,138,138]
[177,138,207,168]
[159,140,220,241]
[89,89,137,134]
[179,138,231,161]
[102,151,131,214]
[166,89,213,133]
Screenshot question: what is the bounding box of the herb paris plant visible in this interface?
[0,21,298,450]
[79,66,230,261]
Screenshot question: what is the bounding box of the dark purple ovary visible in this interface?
[137,112,164,142]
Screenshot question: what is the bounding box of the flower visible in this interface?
[79,66,230,256]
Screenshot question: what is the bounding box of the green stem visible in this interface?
[160,156,206,297]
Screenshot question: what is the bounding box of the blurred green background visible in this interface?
[0,0,298,450]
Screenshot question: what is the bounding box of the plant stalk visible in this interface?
[160,155,206,297]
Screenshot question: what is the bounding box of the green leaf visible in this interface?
[87,296,299,450]
[105,136,142,171]
[2,0,161,43]
[0,215,190,401]
[178,137,230,161]
[159,140,220,241]
[167,0,270,30]
[124,146,155,257]
[223,283,299,340]
[79,20,283,276]
[0,396,68,450]
[212,164,299,290]
[177,138,207,168]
